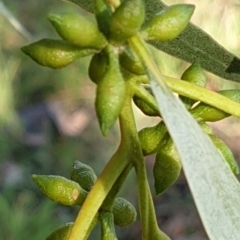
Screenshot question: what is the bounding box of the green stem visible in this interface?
[130,74,240,120]
[131,116,170,240]
[101,163,133,211]
[164,76,240,118]
[84,213,99,240]
[134,75,240,119]
[99,211,118,240]
[128,34,175,240]
[125,46,240,119]
[67,93,137,240]
[129,80,159,114]
[126,80,169,239]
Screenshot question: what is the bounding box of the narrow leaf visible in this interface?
[151,74,240,240]
[144,0,240,82]
[130,35,240,240]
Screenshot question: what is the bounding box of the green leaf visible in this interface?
[144,0,240,82]
[69,0,240,81]
[151,75,240,240]
[152,77,240,238]
[93,0,112,36]
[129,35,240,240]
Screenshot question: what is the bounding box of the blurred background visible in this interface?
[1,0,240,239]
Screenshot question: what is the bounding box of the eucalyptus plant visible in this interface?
[21,0,240,239]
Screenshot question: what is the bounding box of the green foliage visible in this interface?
[143,0,240,82]
[67,0,240,81]
[17,0,240,240]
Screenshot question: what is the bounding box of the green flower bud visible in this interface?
[190,90,240,122]
[138,121,168,156]
[109,0,145,45]
[133,95,160,117]
[70,160,97,191]
[46,222,73,240]
[209,134,239,175]
[32,174,88,206]
[99,211,117,240]
[119,46,145,75]
[141,4,195,42]
[181,63,206,87]
[48,12,107,49]
[88,51,108,84]
[112,197,137,227]
[21,39,97,68]
[94,0,113,36]
[132,84,160,116]
[154,138,182,195]
[95,45,126,136]
[180,62,207,109]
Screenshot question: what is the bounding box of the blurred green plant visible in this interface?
[0,50,21,127]
[0,48,24,161]
[1,0,240,240]
[0,190,61,240]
